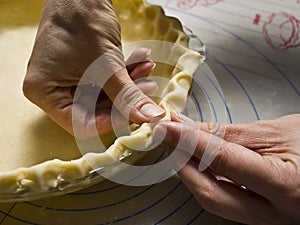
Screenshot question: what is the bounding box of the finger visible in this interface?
[126,48,152,72]
[98,79,159,134]
[71,104,129,140]
[178,158,272,224]
[97,62,157,107]
[153,121,281,197]
[96,78,158,109]
[72,78,159,139]
[103,68,165,124]
[171,112,275,149]
[95,108,128,136]
[135,79,158,96]
[129,60,156,80]
[94,79,159,138]
[171,112,231,139]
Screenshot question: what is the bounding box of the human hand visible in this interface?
[153,113,300,225]
[23,0,165,139]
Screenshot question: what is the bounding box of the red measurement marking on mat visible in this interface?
[253,14,261,25]
[263,12,300,51]
[177,0,199,10]
[177,0,223,10]
[200,0,223,7]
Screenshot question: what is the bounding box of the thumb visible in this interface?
[103,68,165,124]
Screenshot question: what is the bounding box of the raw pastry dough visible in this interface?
[0,0,202,201]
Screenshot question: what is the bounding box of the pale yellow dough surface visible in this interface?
[0,0,202,199]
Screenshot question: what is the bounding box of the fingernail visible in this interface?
[140,103,165,118]
[146,48,152,56]
[152,62,157,69]
[145,60,155,69]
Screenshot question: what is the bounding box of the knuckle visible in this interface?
[115,83,148,108]
[22,75,35,101]
[211,141,231,172]
[263,157,294,192]
[195,188,219,214]
[224,124,242,140]
[206,122,224,137]
[22,71,45,104]
[254,120,279,134]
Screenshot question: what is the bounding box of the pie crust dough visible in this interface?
[0,0,202,201]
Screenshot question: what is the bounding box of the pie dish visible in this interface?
[0,0,203,202]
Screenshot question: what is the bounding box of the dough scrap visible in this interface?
[0,0,202,201]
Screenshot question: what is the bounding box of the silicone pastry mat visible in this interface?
[0,0,299,224]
